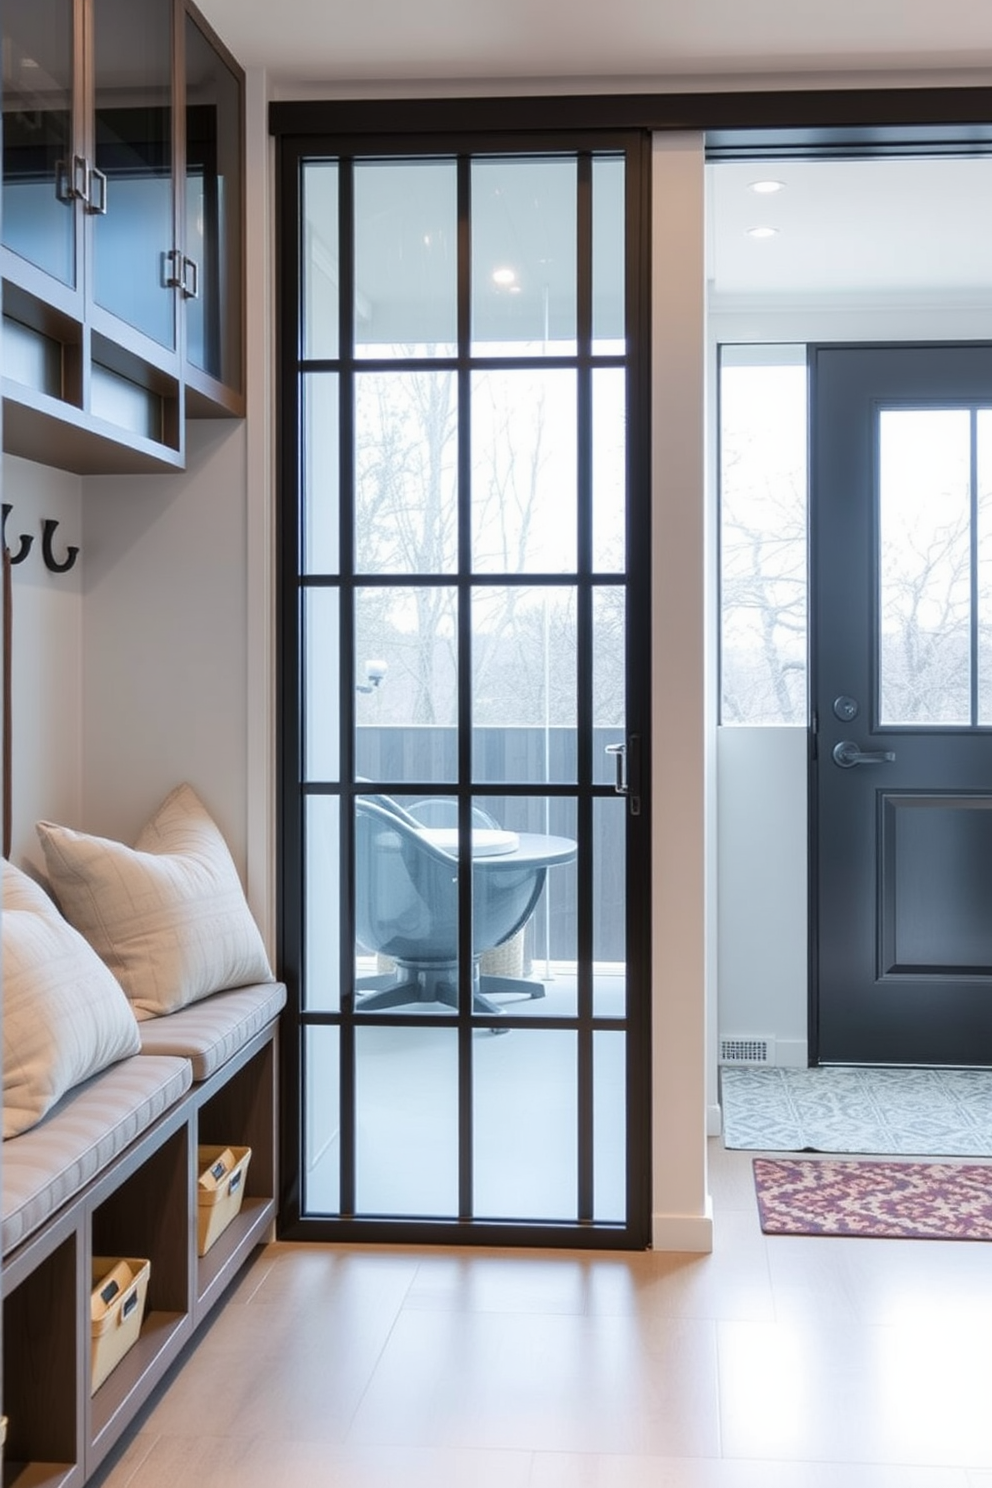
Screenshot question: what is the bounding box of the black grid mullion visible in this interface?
[457,152,475,1219]
[337,155,357,1217]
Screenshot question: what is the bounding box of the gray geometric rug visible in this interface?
[721,1065,992,1156]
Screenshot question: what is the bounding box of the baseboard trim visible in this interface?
[776,1039,808,1068]
[652,1198,714,1253]
[706,1102,722,1137]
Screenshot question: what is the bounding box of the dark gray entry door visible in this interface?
[812,342,992,1066]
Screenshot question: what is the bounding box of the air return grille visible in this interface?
[720,1036,775,1066]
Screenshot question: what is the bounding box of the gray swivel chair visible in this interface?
[354,795,548,1016]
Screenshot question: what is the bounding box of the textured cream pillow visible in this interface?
[36,783,274,1020]
[3,859,141,1139]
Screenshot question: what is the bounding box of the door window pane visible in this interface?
[355,586,458,783]
[594,1031,626,1221]
[474,795,578,1020]
[471,368,577,572]
[2,0,75,285]
[302,160,339,360]
[594,796,626,1018]
[879,409,971,725]
[303,587,340,782]
[92,0,174,348]
[303,1026,340,1213]
[474,1030,577,1219]
[304,794,340,1012]
[354,794,462,1019]
[593,586,625,787]
[356,1028,459,1215]
[593,368,626,572]
[355,370,458,574]
[471,157,576,355]
[592,155,625,353]
[354,159,457,358]
[302,372,339,574]
[472,586,577,782]
[976,411,992,724]
[719,348,807,725]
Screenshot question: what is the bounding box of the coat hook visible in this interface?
[1,503,34,565]
[40,518,79,574]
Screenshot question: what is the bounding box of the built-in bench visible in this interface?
[2,978,286,1488]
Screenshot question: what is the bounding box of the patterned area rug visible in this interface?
[722,1065,992,1155]
[753,1157,992,1239]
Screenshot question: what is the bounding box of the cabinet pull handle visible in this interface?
[162,248,184,289]
[85,164,108,215]
[55,155,89,204]
[182,256,200,300]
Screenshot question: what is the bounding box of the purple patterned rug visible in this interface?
[753,1157,992,1240]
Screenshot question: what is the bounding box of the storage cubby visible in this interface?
[88,1126,192,1473]
[2,1233,81,1488]
[193,1033,278,1321]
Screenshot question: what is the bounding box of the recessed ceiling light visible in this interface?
[749,179,785,194]
[745,226,779,239]
[492,266,517,287]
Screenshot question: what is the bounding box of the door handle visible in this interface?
[605,737,641,815]
[832,740,896,769]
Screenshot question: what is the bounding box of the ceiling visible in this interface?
[190,0,992,303]
[193,0,992,89]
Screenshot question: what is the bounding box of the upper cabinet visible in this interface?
[1,0,245,473]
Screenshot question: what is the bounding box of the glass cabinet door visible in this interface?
[90,0,176,350]
[2,0,79,289]
[183,9,243,394]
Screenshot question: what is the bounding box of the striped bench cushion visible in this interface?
[2,1054,191,1257]
[136,981,286,1081]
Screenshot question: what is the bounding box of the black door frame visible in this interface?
[274,125,654,1248]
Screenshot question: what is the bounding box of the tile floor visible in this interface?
[91,1138,992,1488]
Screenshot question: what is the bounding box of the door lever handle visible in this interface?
[832,740,896,769]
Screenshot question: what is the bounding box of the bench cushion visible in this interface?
[136,982,286,1081]
[2,1054,191,1257]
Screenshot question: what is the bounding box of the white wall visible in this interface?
[80,418,255,883]
[717,727,808,1065]
[2,454,84,879]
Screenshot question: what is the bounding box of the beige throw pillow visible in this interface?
[3,859,142,1139]
[36,783,274,1020]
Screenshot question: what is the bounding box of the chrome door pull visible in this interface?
[832,740,896,769]
[605,741,627,794]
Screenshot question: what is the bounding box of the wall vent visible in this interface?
[720,1036,775,1066]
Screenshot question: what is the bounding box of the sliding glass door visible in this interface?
[278,130,652,1246]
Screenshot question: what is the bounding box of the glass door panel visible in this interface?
[91,0,175,348]
[2,0,77,286]
[286,138,649,1245]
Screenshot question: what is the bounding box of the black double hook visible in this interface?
[1,504,79,573]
